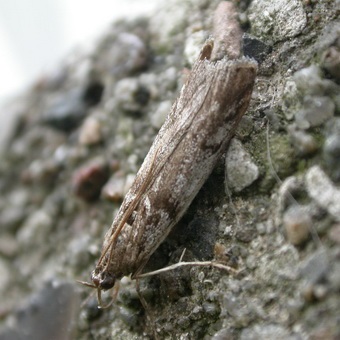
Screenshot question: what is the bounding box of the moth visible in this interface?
[81,5,257,307]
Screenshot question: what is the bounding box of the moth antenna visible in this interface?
[136,260,237,279]
[76,280,96,289]
[178,248,187,262]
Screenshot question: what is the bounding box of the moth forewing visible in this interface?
[87,34,257,303]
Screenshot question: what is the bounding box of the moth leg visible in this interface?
[97,280,120,309]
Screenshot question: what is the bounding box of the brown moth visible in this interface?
[81,2,257,306]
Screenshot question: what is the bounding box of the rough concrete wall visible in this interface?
[0,1,339,339]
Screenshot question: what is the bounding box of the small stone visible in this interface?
[202,302,219,316]
[243,34,272,63]
[225,139,259,192]
[67,234,93,269]
[313,284,328,300]
[328,262,340,290]
[0,258,11,294]
[237,116,255,139]
[240,324,293,340]
[295,95,335,129]
[293,65,327,96]
[328,224,340,244]
[101,171,126,202]
[78,116,103,145]
[248,0,307,43]
[283,206,312,246]
[323,132,340,182]
[0,280,79,340]
[305,165,340,221]
[118,305,140,328]
[123,174,136,196]
[150,100,172,129]
[0,205,27,234]
[149,1,188,50]
[0,100,25,153]
[72,158,109,202]
[214,243,238,268]
[0,234,19,257]
[322,45,340,81]
[103,32,148,77]
[43,89,87,131]
[184,30,206,65]
[278,176,305,211]
[212,328,236,340]
[17,209,53,247]
[299,250,329,284]
[301,283,328,302]
[256,222,267,235]
[82,82,104,107]
[235,223,257,243]
[21,158,60,185]
[287,124,318,156]
[114,78,150,114]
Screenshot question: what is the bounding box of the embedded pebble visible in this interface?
[123,174,135,196]
[0,258,11,294]
[294,95,335,129]
[72,158,109,202]
[202,302,219,316]
[0,234,19,257]
[277,176,304,212]
[150,100,172,129]
[184,30,206,65]
[305,165,340,221]
[78,116,103,145]
[101,171,126,202]
[67,234,93,269]
[0,205,27,234]
[240,324,294,340]
[237,116,255,139]
[293,65,332,96]
[21,158,60,185]
[287,124,318,156]
[243,34,272,63]
[17,209,53,247]
[322,45,340,81]
[0,280,79,340]
[114,78,150,113]
[225,139,259,192]
[283,205,312,246]
[0,100,25,152]
[235,223,257,243]
[82,82,104,107]
[42,88,87,131]
[328,262,340,290]
[103,32,148,77]
[248,0,306,43]
[328,224,340,244]
[211,328,235,340]
[149,1,188,49]
[299,250,329,284]
[323,131,340,181]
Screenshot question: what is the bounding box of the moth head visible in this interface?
[90,269,116,308]
[78,269,116,309]
[91,269,116,291]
